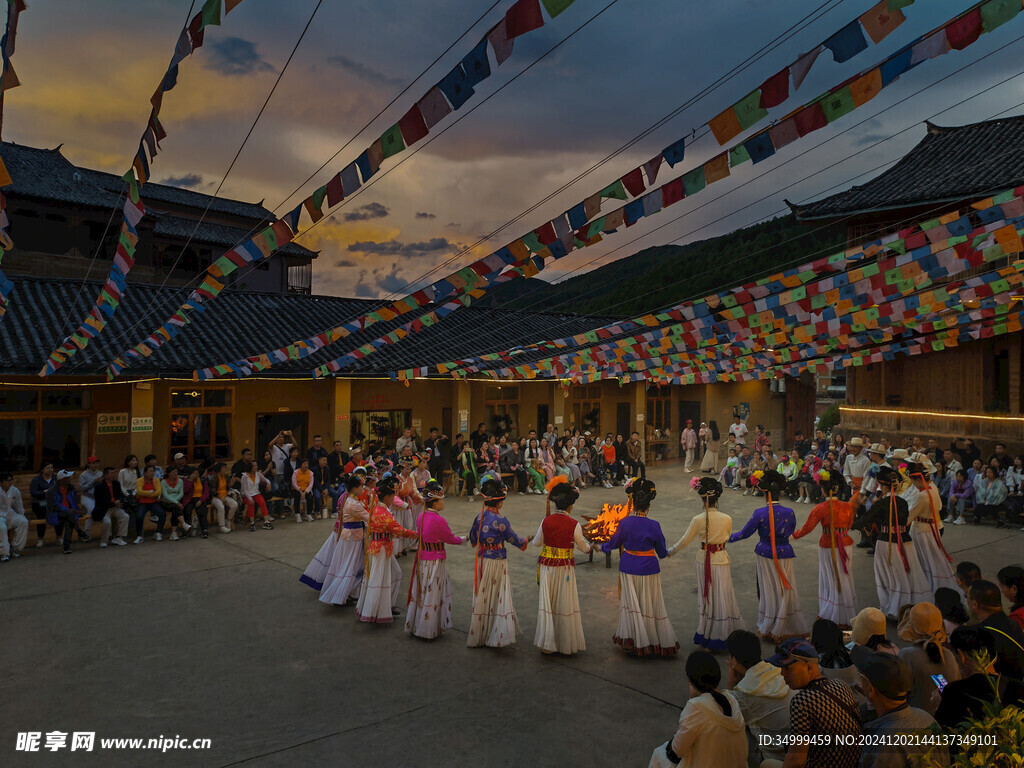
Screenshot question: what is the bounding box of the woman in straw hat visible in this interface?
[467,478,529,648]
[667,476,745,651]
[792,469,857,628]
[729,469,808,642]
[405,479,464,640]
[602,472,679,656]
[531,476,592,655]
[852,466,930,620]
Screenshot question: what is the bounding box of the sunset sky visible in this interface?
[7,0,1024,301]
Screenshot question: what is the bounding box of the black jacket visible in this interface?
[93,479,124,521]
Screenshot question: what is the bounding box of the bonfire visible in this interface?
[582,503,629,543]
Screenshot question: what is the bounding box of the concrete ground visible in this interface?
[3,460,1022,767]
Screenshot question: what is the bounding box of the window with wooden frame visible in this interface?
[169,388,233,463]
[572,385,601,435]
[646,384,671,433]
[484,384,519,438]
[0,388,93,472]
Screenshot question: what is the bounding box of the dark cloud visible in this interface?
[353,269,376,298]
[352,262,407,297]
[415,211,436,219]
[334,258,357,268]
[326,54,403,87]
[159,173,203,189]
[206,37,275,77]
[347,237,456,258]
[342,202,390,221]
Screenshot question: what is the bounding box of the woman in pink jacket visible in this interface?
[406,479,465,639]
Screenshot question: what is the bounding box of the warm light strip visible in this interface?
[840,406,1024,422]
[0,374,562,389]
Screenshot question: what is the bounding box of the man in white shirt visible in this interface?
[0,472,29,561]
[842,437,871,497]
[268,431,294,477]
[729,415,748,445]
[395,427,417,456]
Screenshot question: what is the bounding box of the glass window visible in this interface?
[170,414,190,450]
[485,403,518,438]
[0,419,35,472]
[42,391,90,411]
[0,389,38,412]
[41,417,89,469]
[204,389,232,408]
[171,390,203,408]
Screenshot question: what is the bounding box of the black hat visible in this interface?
[856,652,912,701]
[875,465,901,487]
[480,477,507,502]
[547,477,578,511]
[756,469,787,497]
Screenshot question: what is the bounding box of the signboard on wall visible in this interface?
[130,417,153,433]
[412,418,422,429]
[336,414,350,421]
[554,416,563,425]
[737,402,750,421]
[636,413,644,422]
[97,413,129,434]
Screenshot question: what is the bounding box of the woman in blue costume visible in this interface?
[601,473,679,657]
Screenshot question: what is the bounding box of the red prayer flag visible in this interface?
[758,68,790,109]
[661,177,685,207]
[620,167,645,197]
[271,219,293,248]
[326,173,344,207]
[945,8,982,50]
[534,221,556,244]
[793,102,827,136]
[398,103,429,147]
[188,12,205,49]
[505,0,544,39]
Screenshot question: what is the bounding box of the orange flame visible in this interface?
[582,503,629,542]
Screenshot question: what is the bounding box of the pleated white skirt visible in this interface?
[354,550,402,623]
[468,558,520,648]
[299,532,337,591]
[535,563,586,655]
[405,558,454,639]
[910,522,958,594]
[319,536,365,606]
[755,555,808,642]
[816,545,857,627]
[613,572,679,656]
[873,539,931,619]
[395,504,416,553]
[693,559,746,651]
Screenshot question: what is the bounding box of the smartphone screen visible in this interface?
[931,674,948,692]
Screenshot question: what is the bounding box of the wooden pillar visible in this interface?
[634,383,647,454]
[130,383,154,458]
[456,380,472,437]
[552,382,566,432]
[1009,333,1022,415]
[331,378,352,445]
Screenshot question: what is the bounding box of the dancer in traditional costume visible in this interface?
[319,475,373,605]
[405,480,464,639]
[729,470,808,642]
[602,474,679,657]
[667,476,745,651]
[468,478,529,648]
[354,477,418,624]
[907,461,957,594]
[792,470,857,628]
[852,466,930,620]
[300,475,359,591]
[410,453,431,543]
[532,477,591,655]
[395,458,421,556]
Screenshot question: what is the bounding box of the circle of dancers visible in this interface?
[297,456,958,655]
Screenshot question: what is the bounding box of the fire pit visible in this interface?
[581,503,630,568]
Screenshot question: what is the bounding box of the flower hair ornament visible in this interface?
[750,469,765,487]
[689,477,701,491]
[813,469,830,484]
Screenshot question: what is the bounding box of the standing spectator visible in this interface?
[754,425,769,455]
[990,442,1011,473]
[427,430,449,480]
[972,465,1008,526]
[648,651,746,768]
[726,629,794,768]
[680,420,698,472]
[626,431,645,478]
[857,653,950,768]
[997,565,1024,632]
[792,431,810,460]
[268,430,294,477]
[29,461,57,548]
[542,423,557,451]
[699,423,718,473]
[260,450,285,519]
[395,427,417,456]
[0,472,29,560]
[307,434,327,468]
[896,602,961,715]
[599,435,617,488]
[291,458,316,522]
[134,464,163,543]
[327,440,349,483]
[768,638,862,768]
[48,469,90,554]
[842,438,870,499]
[469,423,488,453]
[967,579,1024,680]
[728,414,748,445]
[960,438,981,468]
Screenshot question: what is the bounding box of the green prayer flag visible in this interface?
[993,188,1016,204]
[312,185,327,210]
[994,323,1008,335]
[821,86,855,123]
[380,123,405,160]
[128,180,140,205]
[983,244,1006,262]
[990,278,1010,293]
[682,166,706,196]
[721,293,737,307]
[827,252,846,264]
[791,285,807,301]
[981,0,1019,33]
[861,262,881,277]
[213,255,237,276]
[541,0,576,18]
[586,217,606,239]
[920,218,940,231]
[733,89,767,131]
[884,267,902,285]
[888,0,914,9]
[201,0,222,29]
[599,179,628,200]
[888,239,907,255]
[521,231,544,253]
[729,144,750,167]
[931,340,945,352]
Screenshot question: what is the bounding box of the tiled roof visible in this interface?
[791,116,1024,220]
[152,214,316,259]
[0,276,618,377]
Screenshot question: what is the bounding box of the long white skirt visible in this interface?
[873,539,931,619]
[755,556,808,642]
[535,563,586,655]
[693,560,746,651]
[614,572,679,656]
[405,558,454,639]
[407,500,424,551]
[395,503,416,553]
[910,522,957,594]
[299,532,337,591]
[816,545,857,627]
[468,558,520,648]
[355,550,402,624]
[319,536,365,606]
[700,447,717,472]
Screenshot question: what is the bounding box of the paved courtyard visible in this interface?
[3,460,1022,767]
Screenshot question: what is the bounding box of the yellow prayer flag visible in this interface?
[0,157,12,187]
